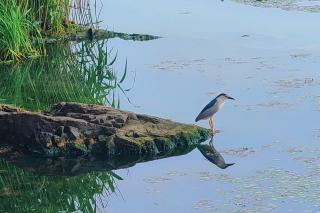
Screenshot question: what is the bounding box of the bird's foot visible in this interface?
[211,128,220,134]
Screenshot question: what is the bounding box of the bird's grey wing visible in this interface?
[198,144,234,169]
[198,144,224,164]
[195,99,217,121]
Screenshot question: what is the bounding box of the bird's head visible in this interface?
[217,93,235,101]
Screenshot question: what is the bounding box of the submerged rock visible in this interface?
[0,102,211,158]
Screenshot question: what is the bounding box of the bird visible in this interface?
[195,93,234,134]
[197,136,234,169]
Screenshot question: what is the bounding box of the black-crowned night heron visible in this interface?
[197,137,235,169]
[195,93,235,133]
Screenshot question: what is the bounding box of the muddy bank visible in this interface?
[0,102,210,158]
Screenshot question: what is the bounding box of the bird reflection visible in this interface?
[197,136,235,169]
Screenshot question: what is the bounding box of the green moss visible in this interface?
[154,137,176,152]
[134,136,154,145]
[133,125,211,154]
[175,125,211,145]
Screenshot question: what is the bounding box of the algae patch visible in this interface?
[231,0,320,13]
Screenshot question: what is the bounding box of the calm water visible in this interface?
[102,0,320,212]
[1,0,320,212]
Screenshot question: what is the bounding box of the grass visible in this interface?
[0,38,128,111]
[26,0,72,34]
[0,0,95,62]
[0,0,43,61]
[0,0,159,62]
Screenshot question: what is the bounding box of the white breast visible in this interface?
[217,100,225,111]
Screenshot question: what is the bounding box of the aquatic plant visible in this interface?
[0,0,97,61]
[0,0,43,61]
[0,0,159,61]
[24,0,96,34]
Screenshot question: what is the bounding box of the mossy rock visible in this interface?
[0,102,211,158]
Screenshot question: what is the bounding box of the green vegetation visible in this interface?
[0,159,122,212]
[0,0,160,62]
[0,0,92,61]
[0,39,128,111]
[26,0,72,34]
[0,0,43,61]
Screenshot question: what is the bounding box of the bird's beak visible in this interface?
[227,96,235,100]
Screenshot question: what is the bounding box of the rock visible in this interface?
[64,126,81,140]
[0,102,211,158]
[56,126,64,137]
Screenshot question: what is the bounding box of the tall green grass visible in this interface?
[0,0,96,61]
[0,0,43,61]
[24,0,72,34]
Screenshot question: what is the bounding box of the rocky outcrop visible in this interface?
[0,102,211,158]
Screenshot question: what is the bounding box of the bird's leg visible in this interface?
[212,117,216,132]
[208,119,213,134]
[209,117,216,134]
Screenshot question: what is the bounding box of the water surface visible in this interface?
[101,0,320,212]
[1,0,320,212]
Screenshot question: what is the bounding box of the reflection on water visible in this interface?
[0,158,122,212]
[0,32,132,212]
[57,29,160,43]
[102,30,160,41]
[197,137,235,169]
[0,143,199,176]
[0,39,127,111]
[100,0,320,210]
[0,140,224,212]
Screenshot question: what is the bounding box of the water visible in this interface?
[1,0,320,212]
[101,0,320,212]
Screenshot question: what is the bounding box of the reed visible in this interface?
[0,0,96,61]
[0,0,43,61]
